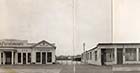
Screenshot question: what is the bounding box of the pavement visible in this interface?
[113,64,140,73]
[0,61,140,73]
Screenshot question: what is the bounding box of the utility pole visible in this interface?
[83,43,86,63]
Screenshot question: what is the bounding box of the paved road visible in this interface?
[0,64,112,73]
[1,62,140,73]
[60,64,112,73]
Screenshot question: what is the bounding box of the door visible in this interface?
[47,52,52,62]
[117,48,123,64]
[101,49,106,65]
[23,53,26,64]
[42,52,46,64]
[5,52,12,64]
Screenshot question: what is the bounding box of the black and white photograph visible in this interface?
[0,0,140,73]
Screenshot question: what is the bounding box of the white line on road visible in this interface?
[73,63,76,73]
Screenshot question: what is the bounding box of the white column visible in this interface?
[3,52,6,64]
[40,52,42,64]
[46,52,47,64]
[114,48,117,64]
[52,51,55,63]
[12,51,14,64]
[0,51,1,65]
[21,53,23,64]
[31,51,35,63]
[3,52,5,64]
[137,48,139,61]
[15,53,17,64]
[123,48,125,64]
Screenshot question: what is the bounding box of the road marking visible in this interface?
[73,63,76,73]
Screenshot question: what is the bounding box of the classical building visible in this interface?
[82,43,140,65]
[0,39,56,65]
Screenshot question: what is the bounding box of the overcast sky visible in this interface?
[113,0,140,43]
[1,0,139,56]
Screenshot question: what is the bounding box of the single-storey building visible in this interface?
[82,43,140,65]
[0,39,56,65]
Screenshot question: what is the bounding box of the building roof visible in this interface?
[85,43,140,52]
[97,43,140,45]
[0,39,56,48]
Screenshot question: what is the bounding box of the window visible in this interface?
[95,51,97,61]
[125,48,136,61]
[18,53,21,63]
[36,52,41,62]
[105,49,114,62]
[28,53,31,63]
[87,53,89,60]
[47,52,52,62]
[90,52,92,60]
[86,52,88,60]
[1,53,3,58]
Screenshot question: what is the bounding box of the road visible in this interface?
[60,64,112,73]
[0,61,140,73]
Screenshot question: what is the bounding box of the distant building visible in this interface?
[82,43,140,65]
[73,55,81,61]
[0,39,56,65]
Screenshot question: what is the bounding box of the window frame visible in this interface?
[36,52,41,62]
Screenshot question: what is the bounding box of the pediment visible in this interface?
[33,40,55,48]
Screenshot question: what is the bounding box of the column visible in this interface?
[40,52,42,64]
[52,51,55,63]
[0,51,1,65]
[15,53,17,64]
[137,48,139,61]
[12,51,14,64]
[46,52,47,64]
[31,51,35,63]
[123,48,125,64]
[3,52,5,64]
[21,53,23,64]
[114,48,117,64]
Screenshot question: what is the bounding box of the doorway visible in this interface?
[101,49,106,65]
[117,48,123,64]
[5,52,12,64]
[42,52,46,64]
[23,53,26,64]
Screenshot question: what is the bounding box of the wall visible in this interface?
[85,48,101,65]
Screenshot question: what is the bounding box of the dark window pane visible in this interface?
[36,52,41,62]
[28,53,31,63]
[47,52,52,62]
[125,48,136,61]
[95,51,97,61]
[18,53,21,63]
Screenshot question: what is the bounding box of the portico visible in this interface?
[0,39,56,65]
[0,49,16,65]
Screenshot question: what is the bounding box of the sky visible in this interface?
[113,0,140,43]
[1,0,135,56]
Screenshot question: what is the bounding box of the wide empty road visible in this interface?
[0,62,140,73]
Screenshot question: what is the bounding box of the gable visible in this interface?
[33,40,55,48]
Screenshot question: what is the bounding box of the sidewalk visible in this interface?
[113,64,140,71]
